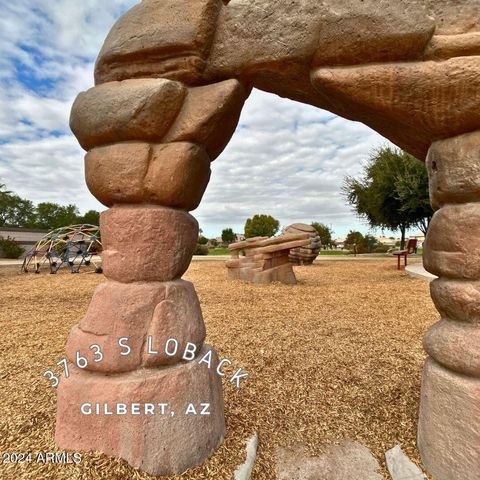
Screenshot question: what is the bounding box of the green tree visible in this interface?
[0,236,24,258]
[0,183,10,197]
[364,234,378,253]
[221,228,235,244]
[344,231,365,250]
[0,185,36,228]
[77,210,100,225]
[244,214,280,239]
[395,164,432,236]
[34,202,80,230]
[311,222,333,247]
[344,231,378,254]
[198,235,209,245]
[342,146,433,248]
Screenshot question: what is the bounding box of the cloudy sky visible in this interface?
[0,0,401,239]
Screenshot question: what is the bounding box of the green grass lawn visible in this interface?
[207,248,351,256]
[208,247,230,255]
[206,247,421,257]
[319,250,349,255]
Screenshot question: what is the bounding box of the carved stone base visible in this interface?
[418,357,480,480]
[55,346,225,476]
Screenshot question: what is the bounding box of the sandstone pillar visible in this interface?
[419,131,480,480]
[55,73,247,473]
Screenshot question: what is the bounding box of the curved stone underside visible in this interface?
[57,1,480,479]
[94,0,480,159]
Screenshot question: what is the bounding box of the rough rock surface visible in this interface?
[311,58,480,159]
[144,142,211,209]
[420,130,480,479]
[385,445,426,480]
[67,281,166,373]
[55,346,226,476]
[208,0,433,74]
[430,278,480,324]
[425,1,480,35]
[284,224,321,265]
[423,319,480,377]
[101,206,198,283]
[418,358,480,480]
[85,142,150,205]
[65,280,206,372]
[141,281,206,367]
[234,432,258,480]
[275,440,382,480]
[70,79,186,151]
[226,234,311,284]
[425,32,480,60]
[95,0,223,85]
[164,79,247,159]
[423,203,480,279]
[86,142,211,210]
[427,131,480,210]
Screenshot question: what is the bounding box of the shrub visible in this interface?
[198,235,209,245]
[193,244,209,255]
[0,236,24,259]
[347,244,368,254]
[373,244,390,253]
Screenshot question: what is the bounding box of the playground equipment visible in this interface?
[284,224,321,265]
[21,224,102,274]
[226,233,312,284]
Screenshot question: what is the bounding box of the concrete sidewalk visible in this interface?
[405,263,437,281]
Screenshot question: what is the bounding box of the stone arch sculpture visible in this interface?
[55,1,480,478]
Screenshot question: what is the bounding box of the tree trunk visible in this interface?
[400,224,406,249]
[416,216,431,236]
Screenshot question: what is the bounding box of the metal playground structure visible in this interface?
[21,224,102,274]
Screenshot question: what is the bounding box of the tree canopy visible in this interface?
[342,146,433,247]
[221,227,235,244]
[311,222,333,246]
[0,191,36,228]
[344,231,379,254]
[34,202,80,230]
[0,182,101,230]
[77,209,100,226]
[244,214,280,239]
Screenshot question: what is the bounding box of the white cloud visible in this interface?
[1,1,401,239]
[0,0,136,213]
[196,89,391,237]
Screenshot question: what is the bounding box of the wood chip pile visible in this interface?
[0,260,436,479]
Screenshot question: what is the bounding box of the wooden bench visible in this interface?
[393,238,418,270]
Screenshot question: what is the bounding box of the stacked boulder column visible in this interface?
[54,55,247,477]
[284,224,321,266]
[419,130,480,480]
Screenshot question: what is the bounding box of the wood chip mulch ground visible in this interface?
[0,260,437,479]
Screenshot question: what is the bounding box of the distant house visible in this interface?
[215,233,245,245]
[333,237,345,249]
[409,232,426,248]
[0,227,48,258]
[376,236,400,247]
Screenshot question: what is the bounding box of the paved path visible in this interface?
[405,263,437,281]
